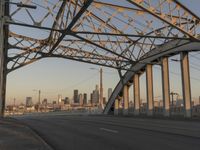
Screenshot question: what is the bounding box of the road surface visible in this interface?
[16,114,200,150]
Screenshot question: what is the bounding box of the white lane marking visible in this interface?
[100,128,119,133]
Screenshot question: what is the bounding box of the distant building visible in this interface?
[74,89,79,103]
[90,93,93,104]
[64,97,70,104]
[83,93,87,105]
[108,88,112,100]
[42,98,48,105]
[79,94,83,106]
[92,85,99,104]
[26,97,33,107]
[58,95,62,104]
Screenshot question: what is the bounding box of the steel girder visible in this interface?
[5,0,200,74]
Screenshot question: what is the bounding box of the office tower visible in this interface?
[58,94,62,104]
[79,94,83,106]
[92,85,99,104]
[90,93,93,104]
[26,97,33,107]
[74,89,79,103]
[83,93,87,105]
[108,88,112,100]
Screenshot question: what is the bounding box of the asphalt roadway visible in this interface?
[15,114,200,150]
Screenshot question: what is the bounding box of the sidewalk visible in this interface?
[0,118,52,150]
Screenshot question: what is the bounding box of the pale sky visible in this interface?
[5,0,200,105]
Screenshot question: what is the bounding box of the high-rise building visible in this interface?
[79,94,83,106]
[92,85,99,104]
[108,88,112,100]
[26,97,33,107]
[89,93,93,104]
[64,97,69,104]
[74,89,79,103]
[58,94,62,104]
[83,93,87,105]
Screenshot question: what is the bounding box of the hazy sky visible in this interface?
[5,0,200,105]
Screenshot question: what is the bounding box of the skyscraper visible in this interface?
[83,93,87,105]
[74,89,79,103]
[79,94,83,106]
[108,88,112,100]
[26,97,33,107]
[92,85,99,104]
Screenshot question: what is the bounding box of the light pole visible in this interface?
[90,67,104,110]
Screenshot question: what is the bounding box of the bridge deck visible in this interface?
[14,114,200,150]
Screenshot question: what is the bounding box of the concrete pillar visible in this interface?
[161,57,170,117]
[180,52,192,118]
[133,74,140,115]
[114,99,119,115]
[123,85,129,115]
[146,64,154,116]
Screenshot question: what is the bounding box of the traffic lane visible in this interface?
[19,116,200,150]
[25,115,200,138]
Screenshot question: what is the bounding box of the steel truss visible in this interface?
[4,0,199,74]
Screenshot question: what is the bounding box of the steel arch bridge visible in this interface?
[0,0,200,117]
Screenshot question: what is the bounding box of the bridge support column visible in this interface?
[133,74,140,115]
[146,64,154,116]
[161,57,170,117]
[114,98,119,115]
[0,0,8,117]
[180,52,192,118]
[123,85,129,115]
